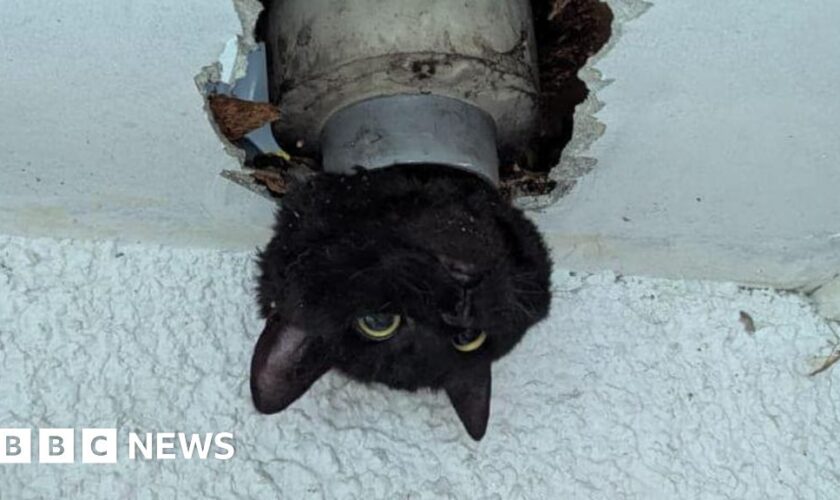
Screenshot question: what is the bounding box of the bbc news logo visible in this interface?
[0,429,235,464]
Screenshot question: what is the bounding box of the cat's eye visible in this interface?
[355,313,401,341]
[452,330,487,352]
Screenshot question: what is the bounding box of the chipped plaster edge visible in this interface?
[194,0,266,169]
[515,0,653,211]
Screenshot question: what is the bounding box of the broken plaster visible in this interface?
[194,0,266,168]
[198,0,263,92]
[516,0,653,211]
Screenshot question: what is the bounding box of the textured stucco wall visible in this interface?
[1,234,838,498]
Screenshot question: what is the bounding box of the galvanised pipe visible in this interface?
[264,0,540,184]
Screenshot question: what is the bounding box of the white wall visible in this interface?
[540,0,840,292]
[0,0,274,248]
[0,2,838,287]
[1,234,838,498]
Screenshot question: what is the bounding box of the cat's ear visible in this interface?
[444,362,492,441]
[250,314,332,414]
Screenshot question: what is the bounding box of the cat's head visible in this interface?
[251,165,551,440]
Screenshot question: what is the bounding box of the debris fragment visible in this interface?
[208,94,280,141]
[809,349,840,377]
[249,154,318,197]
[499,163,558,200]
[251,169,288,194]
[739,311,756,334]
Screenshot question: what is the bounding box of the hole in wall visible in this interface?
[204,0,614,202]
[518,0,614,198]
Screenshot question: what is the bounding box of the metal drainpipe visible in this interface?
[264,0,540,186]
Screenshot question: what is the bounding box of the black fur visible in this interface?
[251,165,552,439]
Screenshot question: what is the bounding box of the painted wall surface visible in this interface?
[538,0,840,290]
[0,2,838,283]
[0,0,275,248]
[0,235,838,498]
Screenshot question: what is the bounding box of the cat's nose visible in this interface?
[445,264,486,288]
[438,256,482,286]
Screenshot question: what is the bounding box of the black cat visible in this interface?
[251,165,551,440]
